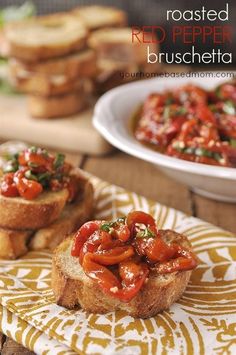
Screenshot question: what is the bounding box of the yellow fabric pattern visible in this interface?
[0,176,235,355]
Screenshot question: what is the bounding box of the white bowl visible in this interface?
[93,75,236,203]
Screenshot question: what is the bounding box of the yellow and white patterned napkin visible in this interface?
[0,176,235,355]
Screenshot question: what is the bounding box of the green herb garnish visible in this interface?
[222,101,235,115]
[24,170,37,181]
[28,146,37,154]
[100,223,113,232]
[136,227,155,239]
[173,143,222,162]
[165,97,173,105]
[163,106,170,121]
[28,162,39,168]
[54,153,65,169]
[175,107,187,116]
[230,139,236,148]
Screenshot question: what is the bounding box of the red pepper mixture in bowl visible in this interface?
[0,146,78,201]
[134,81,236,167]
[71,211,198,302]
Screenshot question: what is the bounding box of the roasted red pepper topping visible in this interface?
[72,211,198,302]
[135,82,236,167]
[0,146,79,201]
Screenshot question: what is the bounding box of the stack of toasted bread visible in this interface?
[4,5,160,115]
[4,12,97,118]
[72,6,157,93]
[0,146,94,259]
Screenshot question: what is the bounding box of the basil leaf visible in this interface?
[136,227,155,239]
[28,162,38,168]
[163,106,170,121]
[215,86,222,99]
[175,107,187,116]
[28,146,38,154]
[230,139,236,148]
[165,97,173,105]
[24,170,37,181]
[100,223,111,232]
[222,101,235,115]
[3,162,18,173]
[54,153,65,169]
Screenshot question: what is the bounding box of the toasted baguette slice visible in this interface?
[0,228,32,259]
[0,172,94,259]
[52,230,193,318]
[9,71,85,96]
[73,6,127,31]
[88,27,158,64]
[0,189,69,230]
[28,89,87,119]
[5,13,87,62]
[9,50,97,79]
[29,176,93,250]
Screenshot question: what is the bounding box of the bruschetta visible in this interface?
[52,211,198,318]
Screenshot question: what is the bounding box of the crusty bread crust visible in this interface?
[28,90,87,119]
[9,72,85,97]
[0,228,32,259]
[29,178,94,250]
[0,189,69,230]
[8,50,97,79]
[52,230,193,318]
[5,13,87,62]
[73,6,127,31]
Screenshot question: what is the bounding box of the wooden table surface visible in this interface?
[0,149,235,354]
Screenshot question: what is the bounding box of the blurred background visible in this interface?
[0,0,235,67]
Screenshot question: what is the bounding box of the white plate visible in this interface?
[93,74,236,203]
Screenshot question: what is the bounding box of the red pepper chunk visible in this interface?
[155,245,198,274]
[127,211,156,229]
[82,253,121,289]
[135,237,177,263]
[113,224,130,242]
[91,246,134,265]
[13,169,43,200]
[83,254,149,303]
[0,173,19,197]
[195,104,216,125]
[71,221,102,257]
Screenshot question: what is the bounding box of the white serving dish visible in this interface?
[93,74,236,203]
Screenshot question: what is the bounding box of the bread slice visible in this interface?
[0,228,32,259]
[28,89,87,119]
[73,6,127,31]
[0,189,69,230]
[88,27,158,64]
[0,173,94,259]
[29,177,93,250]
[52,230,193,318]
[5,13,87,62]
[9,71,85,96]
[8,50,97,79]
